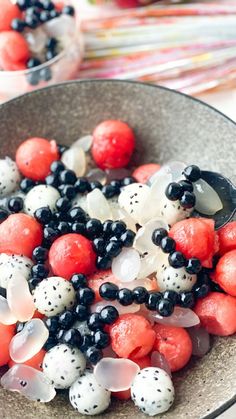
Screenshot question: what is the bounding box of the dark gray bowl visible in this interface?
[0,80,236,419]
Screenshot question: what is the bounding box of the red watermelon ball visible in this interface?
[0,31,30,71]
[16,137,59,181]
[0,0,21,32]
[49,234,97,280]
[92,120,135,170]
[0,213,43,258]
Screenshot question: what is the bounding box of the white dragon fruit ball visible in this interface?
[69,370,111,415]
[156,265,197,293]
[118,183,150,224]
[43,344,86,389]
[33,276,76,317]
[0,157,21,197]
[0,253,33,288]
[159,196,193,227]
[24,185,60,216]
[131,367,175,416]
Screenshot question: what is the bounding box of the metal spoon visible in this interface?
[194,170,236,229]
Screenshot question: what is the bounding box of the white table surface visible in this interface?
[196,88,236,418]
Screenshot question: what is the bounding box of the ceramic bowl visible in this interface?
[0,80,235,419]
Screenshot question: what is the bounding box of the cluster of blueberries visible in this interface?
[10,1,75,85]
[1,151,221,364]
[165,164,202,209]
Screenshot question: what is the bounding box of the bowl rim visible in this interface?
[0,78,235,419]
[0,78,235,131]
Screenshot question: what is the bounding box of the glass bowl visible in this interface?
[0,1,83,103]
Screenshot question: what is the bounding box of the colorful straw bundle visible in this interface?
[79,1,236,95]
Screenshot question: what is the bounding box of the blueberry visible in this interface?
[41,0,55,10]
[28,277,42,290]
[96,255,112,270]
[178,179,193,193]
[145,292,162,310]
[46,37,58,50]
[26,71,40,86]
[90,181,102,191]
[152,228,168,246]
[110,179,121,191]
[56,197,71,212]
[99,305,119,325]
[44,336,57,351]
[186,258,202,274]
[117,288,134,306]
[59,169,77,185]
[179,191,196,209]
[193,283,210,299]
[163,290,179,304]
[34,207,52,224]
[45,173,59,188]
[49,9,60,19]
[105,240,122,258]
[62,5,75,16]
[57,145,68,156]
[25,14,39,29]
[39,66,52,81]
[57,221,71,234]
[99,282,118,300]
[60,185,76,199]
[165,182,183,201]
[70,274,86,290]
[71,222,86,235]
[20,178,35,193]
[102,220,113,237]
[111,221,126,237]
[16,322,25,333]
[0,286,7,298]
[11,18,25,32]
[32,246,48,262]
[87,313,103,331]
[50,160,65,174]
[102,184,117,198]
[7,197,23,213]
[77,287,95,306]
[168,251,186,268]
[45,49,57,61]
[0,209,8,223]
[44,316,59,334]
[133,286,149,304]
[43,226,59,243]
[75,304,89,321]
[157,298,174,317]
[16,0,32,10]
[59,311,76,329]
[80,335,93,353]
[179,292,195,308]
[94,330,110,349]
[93,238,105,255]
[120,229,135,247]
[160,236,176,253]
[62,328,82,347]
[31,264,49,279]
[85,346,102,365]
[183,165,201,182]
[121,177,136,186]
[39,8,50,21]
[86,219,103,239]
[74,178,90,193]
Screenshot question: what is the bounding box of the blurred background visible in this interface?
[1,0,236,120]
[77,0,236,120]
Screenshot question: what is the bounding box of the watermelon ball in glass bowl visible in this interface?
[0,0,83,102]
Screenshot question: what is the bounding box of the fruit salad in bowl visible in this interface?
[0,103,236,417]
[0,0,82,102]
